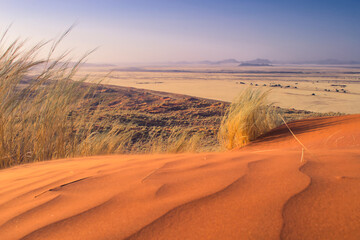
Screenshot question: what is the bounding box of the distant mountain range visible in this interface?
[239,59,272,66]
[193,58,273,66]
[194,58,274,66]
[197,59,240,65]
[71,58,360,68]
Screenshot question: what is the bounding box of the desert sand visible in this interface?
[0,114,359,239]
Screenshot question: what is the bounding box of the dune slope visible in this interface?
[0,114,359,240]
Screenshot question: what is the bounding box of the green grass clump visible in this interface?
[218,88,280,150]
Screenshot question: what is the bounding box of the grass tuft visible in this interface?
[218,88,280,150]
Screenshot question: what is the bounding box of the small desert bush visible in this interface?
[218,88,280,150]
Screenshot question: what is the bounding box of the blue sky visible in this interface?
[1,0,359,63]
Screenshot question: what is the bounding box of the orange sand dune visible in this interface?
[0,114,359,240]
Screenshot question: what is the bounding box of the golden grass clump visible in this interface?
[0,29,120,168]
[218,88,280,150]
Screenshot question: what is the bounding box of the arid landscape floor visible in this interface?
[75,64,360,114]
[0,114,359,239]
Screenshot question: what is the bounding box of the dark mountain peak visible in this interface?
[239,58,272,66]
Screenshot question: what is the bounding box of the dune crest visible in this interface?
[0,114,359,239]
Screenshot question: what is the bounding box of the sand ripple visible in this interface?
[0,114,359,239]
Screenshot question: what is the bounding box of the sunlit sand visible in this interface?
[77,64,360,114]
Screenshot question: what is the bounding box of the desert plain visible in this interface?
[79,64,360,114]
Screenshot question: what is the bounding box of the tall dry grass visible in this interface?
[0,30,117,168]
[0,30,212,169]
[147,128,210,153]
[218,88,280,150]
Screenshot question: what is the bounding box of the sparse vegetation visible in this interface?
[218,88,281,150]
[0,31,347,169]
[0,30,104,168]
[0,32,216,168]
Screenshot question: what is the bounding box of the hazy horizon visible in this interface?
[1,0,360,64]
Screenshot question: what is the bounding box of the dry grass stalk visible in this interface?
[218,88,280,150]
